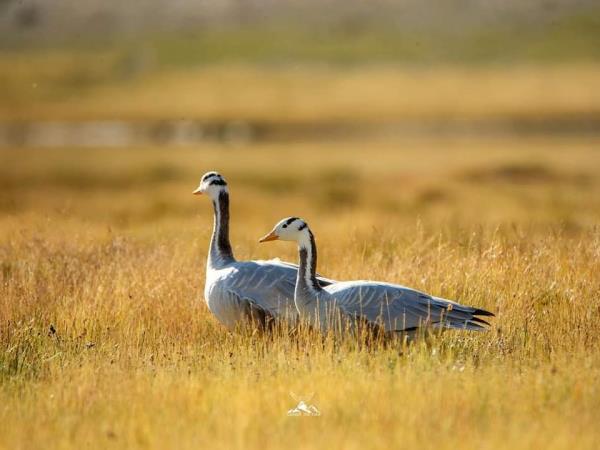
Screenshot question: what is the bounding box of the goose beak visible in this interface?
[259,231,279,243]
[192,187,203,195]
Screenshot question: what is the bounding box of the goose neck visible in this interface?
[208,190,235,268]
[296,230,321,296]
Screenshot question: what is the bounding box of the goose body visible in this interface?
[204,258,304,330]
[260,217,493,335]
[194,173,334,331]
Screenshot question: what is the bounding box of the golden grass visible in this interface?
[2,60,600,122]
[1,136,600,449]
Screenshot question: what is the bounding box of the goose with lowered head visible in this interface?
[259,217,494,335]
[193,173,334,331]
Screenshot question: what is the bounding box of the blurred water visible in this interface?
[0,120,255,148]
[1,116,599,148]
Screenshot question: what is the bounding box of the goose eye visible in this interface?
[282,224,288,228]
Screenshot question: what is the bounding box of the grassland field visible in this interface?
[2,60,600,124]
[1,134,599,449]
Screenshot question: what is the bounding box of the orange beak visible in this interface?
[192,187,203,195]
[259,231,279,243]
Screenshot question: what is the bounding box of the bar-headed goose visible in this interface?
[259,217,493,335]
[193,173,334,331]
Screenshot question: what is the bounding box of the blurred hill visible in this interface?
[1,0,598,34]
[1,0,599,64]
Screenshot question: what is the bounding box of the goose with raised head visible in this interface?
[259,217,493,335]
[193,173,335,331]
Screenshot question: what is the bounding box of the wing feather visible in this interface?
[326,281,491,332]
[221,289,276,331]
[220,259,336,322]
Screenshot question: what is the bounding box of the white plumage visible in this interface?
[260,217,494,335]
[193,173,334,331]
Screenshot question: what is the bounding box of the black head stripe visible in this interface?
[202,172,220,182]
[282,217,299,229]
[209,178,227,186]
[298,222,307,231]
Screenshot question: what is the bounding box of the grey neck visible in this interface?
[296,230,322,301]
[208,190,235,268]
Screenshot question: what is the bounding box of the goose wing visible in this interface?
[264,258,337,287]
[220,289,276,330]
[326,281,492,332]
[222,259,336,320]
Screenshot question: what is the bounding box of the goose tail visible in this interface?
[433,297,495,331]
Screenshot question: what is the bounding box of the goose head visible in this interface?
[193,171,228,199]
[259,217,310,244]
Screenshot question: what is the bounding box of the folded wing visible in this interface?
[224,259,336,320]
[326,281,493,332]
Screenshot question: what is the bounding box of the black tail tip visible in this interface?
[474,308,495,317]
[471,316,491,326]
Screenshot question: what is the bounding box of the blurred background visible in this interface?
[0,0,599,239]
[1,0,600,146]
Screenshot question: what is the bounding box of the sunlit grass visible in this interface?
[0,136,599,449]
[1,60,600,123]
